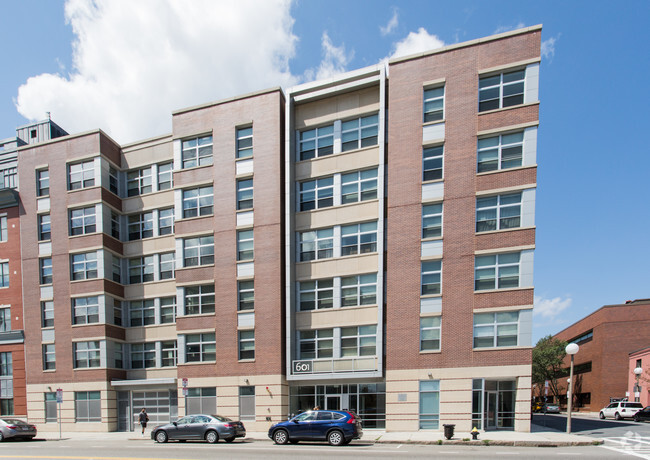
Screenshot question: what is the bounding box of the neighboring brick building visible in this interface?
[553,299,650,412]
[13,25,540,432]
[629,346,650,407]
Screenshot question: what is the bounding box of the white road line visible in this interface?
[600,444,650,459]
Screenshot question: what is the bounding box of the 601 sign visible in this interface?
[293,361,312,374]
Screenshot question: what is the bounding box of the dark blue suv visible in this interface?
[268,410,362,446]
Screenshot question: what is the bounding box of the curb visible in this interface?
[372,438,603,447]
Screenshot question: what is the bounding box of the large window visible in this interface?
[184,285,215,315]
[157,162,173,190]
[161,340,177,367]
[128,212,154,240]
[41,301,54,327]
[299,229,333,261]
[108,166,119,195]
[473,312,519,348]
[68,160,95,190]
[160,297,176,324]
[131,343,156,369]
[238,330,255,360]
[0,216,6,242]
[182,135,213,168]
[184,236,214,267]
[420,317,441,351]
[236,127,253,159]
[0,352,13,415]
[129,300,155,327]
[341,325,377,357]
[75,391,101,422]
[37,169,49,196]
[477,131,524,173]
[237,230,254,261]
[110,212,120,240]
[187,388,216,414]
[128,256,154,284]
[45,392,57,421]
[158,208,174,235]
[182,186,213,218]
[421,260,442,295]
[70,206,96,236]
[72,296,99,325]
[0,262,8,288]
[38,214,51,240]
[159,252,175,280]
[419,380,440,429]
[475,253,520,291]
[341,274,377,307]
[239,386,255,421]
[74,341,101,368]
[423,86,444,122]
[298,279,333,311]
[43,345,56,370]
[423,145,443,181]
[299,177,333,211]
[476,193,522,232]
[341,169,377,204]
[341,114,378,152]
[40,258,53,284]
[422,203,442,238]
[0,308,10,332]
[299,124,333,160]
[299,329,333,359]
[479,70,525,112]
[341,222,377,256]
[237,178,254,210]
[185,333,216,362]
[238,280,254,311]
[127,166,152,196]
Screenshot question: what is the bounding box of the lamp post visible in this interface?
[634,367,643,402]
[565,343,579,434]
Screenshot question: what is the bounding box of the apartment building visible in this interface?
[13,25,540,432]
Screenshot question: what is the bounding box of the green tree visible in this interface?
[532,335,568,401]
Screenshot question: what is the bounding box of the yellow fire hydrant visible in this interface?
[471,427,480,440]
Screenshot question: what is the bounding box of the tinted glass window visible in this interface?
[317,411,334,420]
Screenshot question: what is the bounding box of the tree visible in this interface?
[532,335,568,402]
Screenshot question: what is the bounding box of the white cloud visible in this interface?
[541,35,559,61]
[389,27,445,59]
[534,295,573,319]
[307,31,354,81]
[493,22,526,35]
[15,0,298,144]
[380,9,399,36]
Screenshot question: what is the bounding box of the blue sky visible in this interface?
[1,0,648,342]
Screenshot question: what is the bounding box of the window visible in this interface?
[43,345,56,370]
[128,212,154,240]
[421,260,442,295]
[299,329,334,359]
[299,177,333,211]
[239,386,255,421]
[341,222,377,256]
[477,132,524,173]
[298,279,333,311]
[184,285,215,315]
[182,135,213,168]
[40,258,53,284]
[185,333,216,362]
[341,325,377,357]
[479,70,525,112]
[341,169,378,204]
[419,380,440,429]
[0,352,12,415]
[127,166,152,196]
[112,298,123,326]
[299,124,334,161]
[159,252,175,280]
[114,343,123,369]
[112,256,122,283]
[0,216,6,242]
[299,228,333,261]
[475,253,520,290]
[237,230,254,261]
[0,308,10,332]
[108,166,119,195]
[182,186,213,218]
[68,160,95,190]
[187,388,215,414]
[157,162,173,190]
[45,392,57,422]
[422,203,442,238]
[160,297,176,324]
[236,178,254,211]
[37,169,49,196]
[69,206,96,236]
[74,341,101,368]
[238,281,254,311]
[1,168,16,190]
[158,208,174,235]
[184,236,214,267]
[70,252,97,281]
[236,127,253,159]
[473,312,519,348]
[41,301,54,327]
[423,145,443,181]
[341,273,377,307]
[341,114,379,152]
[131,343,156,369]
[36,214,50,241]
[420,316,441,351]
[0,262,8,288]
[423,86,444,122]
[73,296,99,324]
[75,391,101,422]
[128,256,154,284]
[161,340,177,367]
[476,193,522,232]
[129,300,155,327]
[239,330,255,360]
[110,212,120,240]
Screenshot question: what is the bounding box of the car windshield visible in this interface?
[211,415,232,422]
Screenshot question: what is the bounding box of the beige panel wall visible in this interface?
[295,147,379,180]
[123,280,177,300]
[296,253,378,280]
[125,324,178,342]
[296,305,378,330]
[122,190,174,214]
[122,236,175,257]
[122,138,173,169]
[295,87,380,129]
[295,200,379,231]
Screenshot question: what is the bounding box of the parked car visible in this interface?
[531,401,543,412]
[633,406,650,422]
[268,410,362,446]
[540,403,560,413]
[599,401,644,420]
[151,414,245,443]
[0,418,37,441]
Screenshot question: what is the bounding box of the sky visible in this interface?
[0,0,648,343]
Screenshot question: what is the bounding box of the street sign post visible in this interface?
[56,388,63,439]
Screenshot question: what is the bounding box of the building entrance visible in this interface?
[115,389,178,431]
[473,379,515,430]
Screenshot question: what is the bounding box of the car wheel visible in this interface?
[205,430,219,444]
[615,412,622,421]
[328,430,344,446]
[289,439,299,444]
[225,437,235,443]
[273,429,289,445]
[155,430,168,443]
[0,432,4,442]
[599,412,605,419]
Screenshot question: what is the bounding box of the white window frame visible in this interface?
[184,285,215,315]
[422,203,443,239]
[238,330,255,360]
[341,325,377,357]
[74,391,101,422]
[161,340,177,367]
[479,69,525,112]
[341,169,378,204]
[128,211,154,241]
[72,296,99,325]
[473,311,519,348]
[126,167,152,197]
[341,273,377,307]
[108,166,119,195]
[41,301,54,327]
[423,86,445,123]
[158,208,174,235]
[238,280,254,311]
[341,222,377,256]
[423,145,443,181]
[68,160,95,190]
[298,124,334,161]
[157,162,173,190]
[160,297,176,324]
[477,131,524,173]
[130,342,156,369]
[298,177,334,211]
[0,216,7,242]
[110,212,120,240]
[420,316,441,351]
[419,380,440,429]
[237,230,254,261]
[183,236,214,267]
[298,279,334,311]
[237,178,254,210]
[182,186,213,218]
[40,257,53,284]
[475,252,520,291]
[37,169,49,196]
[129,299,156,327]
[43,345,56,370]
[69,206,97,236]
[236,127,253,159]
[476,192,522,232]
[185,333,216,362]
[421,260,442,295]
[0,307,10,332]
[299,329,334,359]
[299,228,334,261]
[0,262,8,288]
[128,256,154,284]
[182,135,213,168]
[73,341,101,368]
[341,114,379,152]
[159,252,175,280]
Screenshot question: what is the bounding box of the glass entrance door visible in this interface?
[486,391,497,429]
[325,395,340,410]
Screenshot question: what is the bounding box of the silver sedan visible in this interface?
[0,418,37,441]
[151,414,245,443]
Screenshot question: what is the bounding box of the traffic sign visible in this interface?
[182,387,188,396]
[56,388,63,404]
[182,378,188,387]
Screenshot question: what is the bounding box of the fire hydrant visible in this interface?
[471,427,480,440]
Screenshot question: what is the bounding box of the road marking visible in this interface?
[600,444,650,459]
[0,457,200,460]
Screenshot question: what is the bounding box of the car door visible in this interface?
[287,411,317,439]
[170,416,193,439]
[311,411,336,440]
[603,403,617,418]
[186,416,208,439]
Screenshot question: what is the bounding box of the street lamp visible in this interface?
[565,342,579,434]
[634,367,643,402]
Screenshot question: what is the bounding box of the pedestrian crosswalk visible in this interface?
[601,434,650,459]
